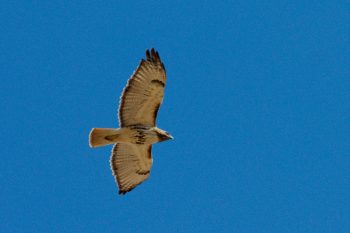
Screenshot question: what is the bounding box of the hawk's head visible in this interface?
[155,128,173,142]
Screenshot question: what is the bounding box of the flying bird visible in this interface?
[89,48,173,194]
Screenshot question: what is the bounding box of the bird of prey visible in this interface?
[89,48,173,195]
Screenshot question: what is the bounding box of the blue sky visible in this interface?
[1,1,349,232]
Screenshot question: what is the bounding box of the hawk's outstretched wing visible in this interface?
[110,143,153,194]
[118,48,166,127]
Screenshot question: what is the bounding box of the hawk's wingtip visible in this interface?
[145,48,161,64]
[119,190,126,195]
[146,49,151,60]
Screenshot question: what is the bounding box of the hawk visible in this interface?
[89,48,173,195]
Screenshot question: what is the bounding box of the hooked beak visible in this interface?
[168,134,174,140]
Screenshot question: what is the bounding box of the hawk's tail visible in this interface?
[89,128,120,148]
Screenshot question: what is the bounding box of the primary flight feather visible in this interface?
[89,48,173,195]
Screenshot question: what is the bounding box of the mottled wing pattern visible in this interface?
[110,143,153,194]
[119,48,166,127]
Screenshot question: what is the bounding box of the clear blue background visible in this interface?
[1,1,349,232]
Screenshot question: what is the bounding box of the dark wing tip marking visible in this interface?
[146,49,151,60]
[145,48,160,63]
[117,183,139,195]
[116,179,137,195]
[118,188,135,195]
[145,48,166,72]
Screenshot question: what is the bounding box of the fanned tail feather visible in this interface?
[89,128,120,148]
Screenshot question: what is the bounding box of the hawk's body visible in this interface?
[89,49,172,195]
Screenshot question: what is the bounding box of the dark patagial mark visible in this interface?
[118,82,133,127]
[151,79,165,87]
[147,146,152,159]
[152,103,161,124]
[129,124,149,130]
